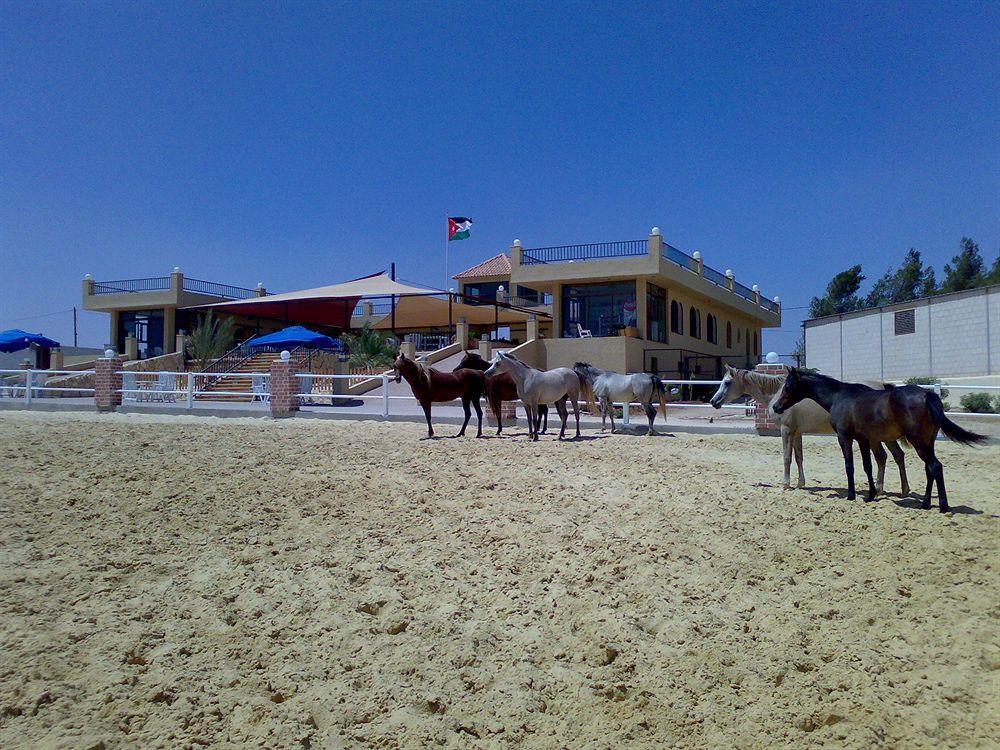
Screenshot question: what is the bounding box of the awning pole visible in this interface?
[448,293,453,342]
[494,302,499,341]
[390,263,397,338]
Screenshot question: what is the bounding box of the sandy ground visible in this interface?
[1,411,998,750]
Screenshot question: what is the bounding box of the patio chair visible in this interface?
[577,323,593,338]
[156,372,177,403]
[122,372,139,402]
[251,373,270,404]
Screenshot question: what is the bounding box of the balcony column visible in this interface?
[693,251,704,276]
[170,267,184,294]
[648,227,663,259]
[526,315,539,341]
[164,306,177,354]
[108,310,120,352]
[510,239,522,269]
[551,284,563,338]
[725,269,736,292]
[635,278,648,340]
[753,285,761,306]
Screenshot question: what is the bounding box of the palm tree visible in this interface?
[186,311,236,370]
[342,324,397,371]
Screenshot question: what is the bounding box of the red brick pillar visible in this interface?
[95,355,124,412]
[269,358,299,417]
[753,363,789,436]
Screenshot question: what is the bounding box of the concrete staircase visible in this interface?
[197,350,306,402]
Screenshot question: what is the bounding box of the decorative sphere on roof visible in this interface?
[104,349,115,358]
[773,296,781,304]
[280,350,291,361]
[725,269,734,279]
[84,273,93,280]
[692,251,701,260]
[256,282,264,288]
[766,351,779,364]
[173,266,182,274]
[498,285,505,292]
[651,227,661,236]
[752,284,760,292]
[513,239,522,247]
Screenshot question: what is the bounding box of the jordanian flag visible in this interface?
[448,217,473,241]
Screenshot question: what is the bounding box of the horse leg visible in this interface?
[793,433,806,488]
[858,438,877,502]
[872,442,887,496]
[421,400,434,438]
[600,397,608,432]
[607,397,616,434]
[539,404,548,434]
[886,440,909,495]
[780,426,793,489]
[644,400,656,436]
[914,441,947,512]
[526,402,538,441]
[490,390,503,435]
[457,397,471,437]
[472,395,483,438]
[555,397,569,439]
[837,432,856,501]
[571,389,580,438]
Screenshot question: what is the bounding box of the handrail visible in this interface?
[92,277,170,294]
[183,278,257,299]
[521,239,647,265]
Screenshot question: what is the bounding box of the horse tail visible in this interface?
[577,371,596,414]
[487,381,503,423]
[927,391,988,445]
[651,375,668,421]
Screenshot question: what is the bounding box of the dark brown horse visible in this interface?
[455,352,548,435]
[393,352,485,438]
[772,368,988,512]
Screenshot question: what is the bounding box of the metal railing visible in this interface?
[0,369,96,402]
[661,243,781,314]
[92,277,171,294]
[183,278,257,299]
[521,239,648,265]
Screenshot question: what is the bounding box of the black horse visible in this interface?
[772,368,987,512]
[455,352,548,435]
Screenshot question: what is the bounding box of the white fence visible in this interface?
[3,368,999,421]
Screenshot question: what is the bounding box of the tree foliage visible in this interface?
[808,265,865,318]
[342,324,397,371]
[186,311,236,371]
[865,249,936,307]
[939,237,985,293]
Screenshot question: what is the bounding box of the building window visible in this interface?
[463,281,504,303]
[561,281,636,337]
[707,314,718,344]
[753,331,758,356]
[726,321,732,348]
[689,307,701,339]
[894,309,915,335]
[646,283,667,343]
[670,300,683,335]
[745,328,750,356]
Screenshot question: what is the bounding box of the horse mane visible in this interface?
[731,367,786,396]
[403,356,434,390]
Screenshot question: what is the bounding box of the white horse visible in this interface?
[709,364,910,494]
[573,362,667,435]
[485,352,583,441]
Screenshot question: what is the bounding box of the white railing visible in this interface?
[4,369,999,421]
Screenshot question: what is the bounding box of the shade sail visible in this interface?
[0,329,60,353]
[370,296,536,330]
[247,326,341,350]
[186,272,439,328]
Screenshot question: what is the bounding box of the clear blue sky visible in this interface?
[2,1,997,352]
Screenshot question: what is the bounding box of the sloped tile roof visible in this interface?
[453,253,512,280]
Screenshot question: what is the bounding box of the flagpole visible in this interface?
[445,216,449,292]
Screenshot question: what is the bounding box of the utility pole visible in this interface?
[73,307,78,347]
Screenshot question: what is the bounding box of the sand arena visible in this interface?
[1,411,997,749]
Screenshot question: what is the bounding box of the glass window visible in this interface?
[463,281,503,303]
[670,300,683,334]
[726,321,732,348]
[707,314,717,344]
[118,310,165,359]
[689,307,701,339]
[646,283,667,343]
[561,282,637,337]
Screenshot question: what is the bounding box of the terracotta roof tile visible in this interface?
[453,253,512,280]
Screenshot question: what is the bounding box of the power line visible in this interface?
[9,308,76,322]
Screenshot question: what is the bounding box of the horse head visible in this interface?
[710,363,745,409]
[455,352,487,372]
[771,367,806,414]
[392,352,410,383]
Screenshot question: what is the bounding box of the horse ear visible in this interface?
[724,363,733,373]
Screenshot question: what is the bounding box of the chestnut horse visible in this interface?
[455,352,548,435]
[393,352,485,438]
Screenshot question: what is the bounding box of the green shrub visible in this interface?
[994,394,1000,413]
[959,392,995,414]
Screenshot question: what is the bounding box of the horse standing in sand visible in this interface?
[573,362,668,435]
[485,352,582,441]
[455,352,548,435]
[710,364,910,494]
[392,352,485,438]
[772,368,987,512]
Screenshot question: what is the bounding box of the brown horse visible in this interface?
[455,352,548,435]
[772,368,988,512]
[393,352,485,438]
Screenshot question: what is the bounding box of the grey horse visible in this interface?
[573,362,668,435]
[709,364,909,494]
[485,352,583,441]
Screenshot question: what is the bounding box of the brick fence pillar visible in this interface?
[95,355,124,412]
[753,363,789,436]
[270,358,300,418]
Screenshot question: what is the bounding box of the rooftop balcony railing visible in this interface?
[90,275,257,300]
[519,236,780,314]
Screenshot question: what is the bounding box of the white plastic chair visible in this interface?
[251,374,270,404]
[299,375,313,404]
[577,323,592,338]
[156,372,177,403]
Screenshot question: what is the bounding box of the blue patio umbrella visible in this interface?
[0,329,61,353]
[246,325,341,350]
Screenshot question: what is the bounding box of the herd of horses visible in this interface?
[391,351,987,513]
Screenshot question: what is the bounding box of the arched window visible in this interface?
[753,331,759,356]
[670,300,683,334]
[707,314,717,344]
[726,321,732,349]
[745,328,750,356]
[689,307,701,339]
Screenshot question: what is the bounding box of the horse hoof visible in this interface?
[921,501,932,510]
[796,482,806,489]
[938,506,950,514]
